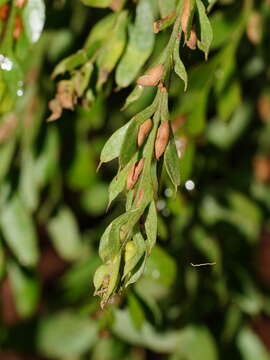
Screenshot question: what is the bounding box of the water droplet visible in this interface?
[152,269,160,279]
[185,180,195,191]
[164,188,173,198]
[162,208,170,217]
[157,200,166,211]
[0,55,13,71]
[17,89,24,97]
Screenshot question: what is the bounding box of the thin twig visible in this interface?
[190,262,216,267]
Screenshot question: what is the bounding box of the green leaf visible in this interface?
[48,207,83,261]
[99,223,118,263]
[196,0,213,59]
[0,139,15,184]
[68,142,96,190]
[0,196,39,267]
[84,13,117,52]
[37,312,98,358]
[180,141,195,183]
[173,35,188,91]
[97,11,128,87]
[185,89,209,135]
[100,121,130,165]
[19,149,39,212]
[34,127,59,187]
[8,261,40,318]
[73,62,93,97]
[237,327,270,360]
[80,0,111,7]
[116,0,155,87]
[217,80,241,121]
[145,246,177,287]
[52,49,88,78]
[127,293,145,330]
[158,0,176,17]
[0,239,5,280]
[164,134,181,190]
[207,104,251,149]
[120,101,157,167]
[121,85,144,111]
[172,326,218,360]
[81,183,108,216]
[125,253,147,287]
[113,309,184,353]
[22,0,45,43]
[108,160,134,207]
[145,201,157,252]
[123,232,146,278]
[99,209,142,263]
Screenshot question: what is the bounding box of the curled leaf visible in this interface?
[136,64,164,87]
[155,120,170,160]
[137,119,152,147]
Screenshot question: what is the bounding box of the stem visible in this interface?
[0,0,16,55]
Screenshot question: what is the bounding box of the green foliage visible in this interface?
[1,0,270,359]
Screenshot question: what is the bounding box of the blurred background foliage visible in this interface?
[0,0,270,359]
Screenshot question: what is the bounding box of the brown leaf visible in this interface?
[136,64,164,87]
[137,118,152,147]
[0,114,18,143]
[56,81,77,110]
[13,15,23,40]
[257,95,270,123]
[153,11,176,34]
[181,0,191,34]
[246,11,262,45]
[253,156,270,184]
[0,4,10,21]
[155,120,170,160]
[126,158,145,189]
[47,98,62,122]
[186,26,197,49]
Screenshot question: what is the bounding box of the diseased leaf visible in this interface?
[145,201,157,252]
[196,0,213,59]
[116,0,154,87]
[0,196,39,267]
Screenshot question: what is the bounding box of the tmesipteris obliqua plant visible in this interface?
[92,0,213,307]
